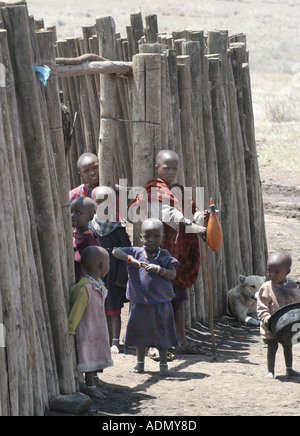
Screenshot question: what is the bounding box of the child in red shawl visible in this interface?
[130,150,208,354]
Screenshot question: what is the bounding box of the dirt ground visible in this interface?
[86,164,300,417]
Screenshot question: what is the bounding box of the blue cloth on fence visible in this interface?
[34,64,51,86]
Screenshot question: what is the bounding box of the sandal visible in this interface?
[148,347,175,362]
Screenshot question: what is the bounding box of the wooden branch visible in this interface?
[55,60,132,77]
[56,53,107,64]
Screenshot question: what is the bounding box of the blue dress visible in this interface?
[122,247,179,349]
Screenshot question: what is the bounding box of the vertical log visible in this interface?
[177,55,197,189]
[96,16,117,186]
[208,56,242,292]
[1,4,76,395]
[227,50,253,275]
[130,11,144,53]
[145,14,158,43]
[242,63,268,275]
[167,49,185,185]
[131,53,161,243]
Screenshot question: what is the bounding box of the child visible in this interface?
[71,197,99,282]
[113,218,179,377]
[68,246,113,398]
[129,150,208,355]
[69,152,99,201]
[257,250,300,379]
[89,186,131,354]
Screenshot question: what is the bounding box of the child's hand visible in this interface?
[198,226,207,242]
[141,262,160,274]
[129,258,141,269]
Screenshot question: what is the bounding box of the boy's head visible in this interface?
[155,150,179,185]
[267,250,292,284]
[71,197,95,232]
[140,218,164,252]
[81,246,110,278]
[77,153,99,188]
[92,186,115,220]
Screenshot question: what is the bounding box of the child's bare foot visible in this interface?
[265,372,275,379]
[133,361,144,373]
[159,363,169,377]
[286,368,300,377]
[111,339,120,354]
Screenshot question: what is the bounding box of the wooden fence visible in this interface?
[0,1,268,415]
[56,13,268,323]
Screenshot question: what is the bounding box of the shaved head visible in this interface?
[155,150,179,166]
[141,218,164,233]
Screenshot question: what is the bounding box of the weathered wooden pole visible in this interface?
[96,16,117,186]
[1,4,76,395]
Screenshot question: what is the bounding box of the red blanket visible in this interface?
[130,178,201,289]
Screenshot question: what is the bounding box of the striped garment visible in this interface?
[69,183,93,201]
[122,247,179,349]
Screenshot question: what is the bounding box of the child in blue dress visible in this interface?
[112,218,179,377]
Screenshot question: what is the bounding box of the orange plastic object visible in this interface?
[206,198,222,252]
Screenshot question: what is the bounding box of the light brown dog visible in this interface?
[227,275,265,326]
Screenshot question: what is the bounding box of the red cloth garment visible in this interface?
[69,183,93,202]
[129,178,201,289]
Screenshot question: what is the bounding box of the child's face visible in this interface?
[71,203,93,232]
[156,156,179,185]
[140,225,164,253]
[78,157,99,188]
[267,258,290,284]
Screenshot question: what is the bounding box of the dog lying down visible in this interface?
[227,275,265,327]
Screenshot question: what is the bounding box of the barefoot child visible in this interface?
[71,197,99,282]
[113,218,179,377]
[90,186,131,354]
[257,250,300,379]
[68,246,113,398]
[69,152,99,201]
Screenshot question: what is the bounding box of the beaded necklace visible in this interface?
[85,274,104,292]
[143,246,161,260]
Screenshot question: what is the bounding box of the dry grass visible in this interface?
[252,71,300,168]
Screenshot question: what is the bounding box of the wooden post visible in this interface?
[208,56,242,291]
[1,4,76,396]
[131,53,161,243]
[177,55,197,189]
[242,63,268,275]
[96,16,117,186]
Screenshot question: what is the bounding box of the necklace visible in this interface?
[85,274,103,290]
[282,278,289,287]
[143,246,161,260]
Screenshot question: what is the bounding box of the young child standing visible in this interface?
[69,152,99,201]
[90,186,131,354]
[68,246,113,398]
[257,250,300,379]
[113,218,179,377]
[71,197,99,282]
